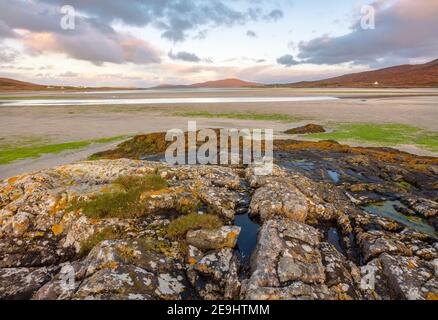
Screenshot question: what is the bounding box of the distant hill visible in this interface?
[153,78,263,89]
[270,59,438,88]
[0,78,49,91]
[190,78,262,88]
[0,77,140,92]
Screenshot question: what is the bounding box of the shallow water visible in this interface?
[363,200,438,239]
[0,96,338,107]
[327,227,345,255]
[234,212,260,264]
[327,170,341,183]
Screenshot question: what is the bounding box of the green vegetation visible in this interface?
[166,213,223,239]
[305,123,438,152]
[0,135,129,164]
[173,111,309,122]
[79,226,123,257]
[68,175,168,219]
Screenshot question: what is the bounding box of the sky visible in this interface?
[0,0,437,87]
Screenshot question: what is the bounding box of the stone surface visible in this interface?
[186,226,241,250]
[1,140,437,301]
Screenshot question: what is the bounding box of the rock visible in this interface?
[0,267,58,299]
[380,253,438,300]
[186,245,203,266]
[285,124,326,135]
[34,239,192,300]
[358,230,412,262]
[359,258,391,300]
[401,198,438,218]
[194,248,234,283]
[241,219,335,300]
[1,151,437,301]
[188,248,241,300]
[318,243,362,299]
[186,226,241,250]
[33,262,86,300]
[249,179,308,222]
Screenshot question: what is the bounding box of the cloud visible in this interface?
[58,71,79,77]
[168,50,201,63]
[246,30,257,38]
[0,44,18,62]
[38,0,282,42]
[263,9,284,21]
[297,0,438,66]
[0,0,161,65]
[277,54,299,67]
[0,20,16,38]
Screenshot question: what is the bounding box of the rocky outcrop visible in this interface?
[241,219,338,300]
[285,124,326,135]
[1,138,437,301]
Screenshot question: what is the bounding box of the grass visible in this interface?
[166,213,223,240]
[68,174,168,219]
[305,123,438,152]
[173,111,309,122]
[0,135,129,165]
[79,226,123,257]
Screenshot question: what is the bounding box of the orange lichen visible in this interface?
[426,292,438,300]
[7,176,22,184]
[51,224,64,236]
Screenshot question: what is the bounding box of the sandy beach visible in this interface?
[1,88,437,179]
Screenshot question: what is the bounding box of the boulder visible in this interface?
[186,226,241,250]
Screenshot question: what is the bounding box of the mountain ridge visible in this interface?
[269,59,438,88]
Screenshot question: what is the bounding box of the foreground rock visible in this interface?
[186,226,241,250]
[1,135,437,300]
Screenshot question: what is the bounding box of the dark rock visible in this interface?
[285,124,326,135]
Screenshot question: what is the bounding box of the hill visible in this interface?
[153,78,262,89]
[0,77,140,92]
[271,59,438,88]
[190,78,262,88]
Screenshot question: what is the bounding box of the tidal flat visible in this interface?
[0,88,437,178]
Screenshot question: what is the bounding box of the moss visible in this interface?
[166,213,223,240]
[395,181,413,190]
[0,135,129,164]
[305,123,438,152]
[274,139,438,168]
[68,174,168,219]
[79,226,123,257]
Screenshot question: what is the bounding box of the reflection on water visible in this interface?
[0,96,339,107]
[234,212,260,264]
[327,170,341,183]
[363,200,438,239]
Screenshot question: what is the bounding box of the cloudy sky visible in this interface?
[0,0,437,87]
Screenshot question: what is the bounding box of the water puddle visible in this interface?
[327,170,340,183]
[277,159,316,172]
[0,96,339,107]
[327,227,345,254]
[140,154,166,162]
[362,200,438,239]
[234,212,260,264]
